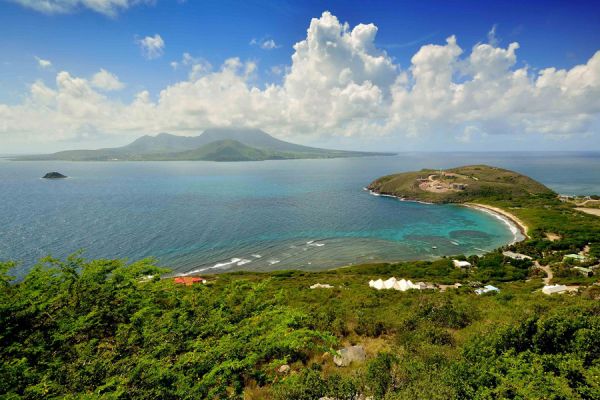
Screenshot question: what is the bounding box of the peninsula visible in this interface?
[366,165,555,238]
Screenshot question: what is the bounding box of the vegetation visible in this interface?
[2,164,600,398]
[1,255,599,399]
[367,165,554,204]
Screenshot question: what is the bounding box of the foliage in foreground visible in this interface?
[1,254,599,399]
[0,256,333,399]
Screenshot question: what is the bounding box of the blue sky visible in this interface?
[1,0,600,152]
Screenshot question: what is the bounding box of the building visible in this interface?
[453,259,472,268]
[564,254,589,263]
[573,266,593,277]
[542,284,568,295]
[173,276,205,286]
[451,183,468,190]
[475,285,500,295]
[502,251,533,260]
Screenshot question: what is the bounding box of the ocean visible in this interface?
[1,152,599,276]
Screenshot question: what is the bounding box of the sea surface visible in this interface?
[1,152,599,277]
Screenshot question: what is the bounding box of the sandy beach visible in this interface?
[464,203,529,241]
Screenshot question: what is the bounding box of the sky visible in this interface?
[1,0,600,153]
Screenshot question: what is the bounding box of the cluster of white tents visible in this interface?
[368,277,433,292]
[309,283,334,289]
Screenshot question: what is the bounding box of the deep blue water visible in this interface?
[1,152,599,276]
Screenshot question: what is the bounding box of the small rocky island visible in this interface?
[42,172,67,179]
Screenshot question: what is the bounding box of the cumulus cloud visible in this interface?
[2,11,600,150]
[10,0,152,17]
[91,69,124,91]
[136,34,164,59]
[35,56,52,68]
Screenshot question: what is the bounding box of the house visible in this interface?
[453,259,471,268]
[573,266,593,277]
[542,284,568,295]
[502,251,532,260]
[173,276,205,286]
[475,285,500,295]
[564,254,589,263]
[451,183,468,190]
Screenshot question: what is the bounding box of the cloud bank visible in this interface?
[2,11,600,150]
[10,0,152,16]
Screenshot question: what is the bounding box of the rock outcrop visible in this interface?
[333,345,366,367]
[42,172,67,179]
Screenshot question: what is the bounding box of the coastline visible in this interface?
[366,188,528,245]
[464,203,529,242]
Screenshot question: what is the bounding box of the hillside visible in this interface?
[367,165,555,203]
[154,139,280,161]
[13,128,394,161]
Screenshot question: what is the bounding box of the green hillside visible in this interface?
[154,139,279,161]
[368,165,555,203]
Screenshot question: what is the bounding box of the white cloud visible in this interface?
[250,38,280,50]
[2,11,600,151]
[10,0,153,17]
[91,69,124,91]
[35,56,52,68]
[136,34,164,59]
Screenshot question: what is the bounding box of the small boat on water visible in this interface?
[432,246,437,249]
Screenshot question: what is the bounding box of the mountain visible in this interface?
[14,128,394,161]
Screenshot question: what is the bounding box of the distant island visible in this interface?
[42,172,67,179]
[13,128,395,162]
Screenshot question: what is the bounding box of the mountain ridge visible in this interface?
[13,128,394,161]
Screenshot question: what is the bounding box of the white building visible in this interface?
[453,259,471,268]
[502,251,532,260]
[475,285,500,295]
[542,284,568,295]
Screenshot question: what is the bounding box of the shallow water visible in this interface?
[1,152,598,276]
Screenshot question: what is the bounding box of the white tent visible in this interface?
[542,284,568,295]
[393,278,420,291]
[383,277,398,289]
[369,277,432,291]
[369,279,385,290]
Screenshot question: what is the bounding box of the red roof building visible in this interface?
[173,276,205,286]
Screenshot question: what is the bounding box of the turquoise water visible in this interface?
[1,152,599,276]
